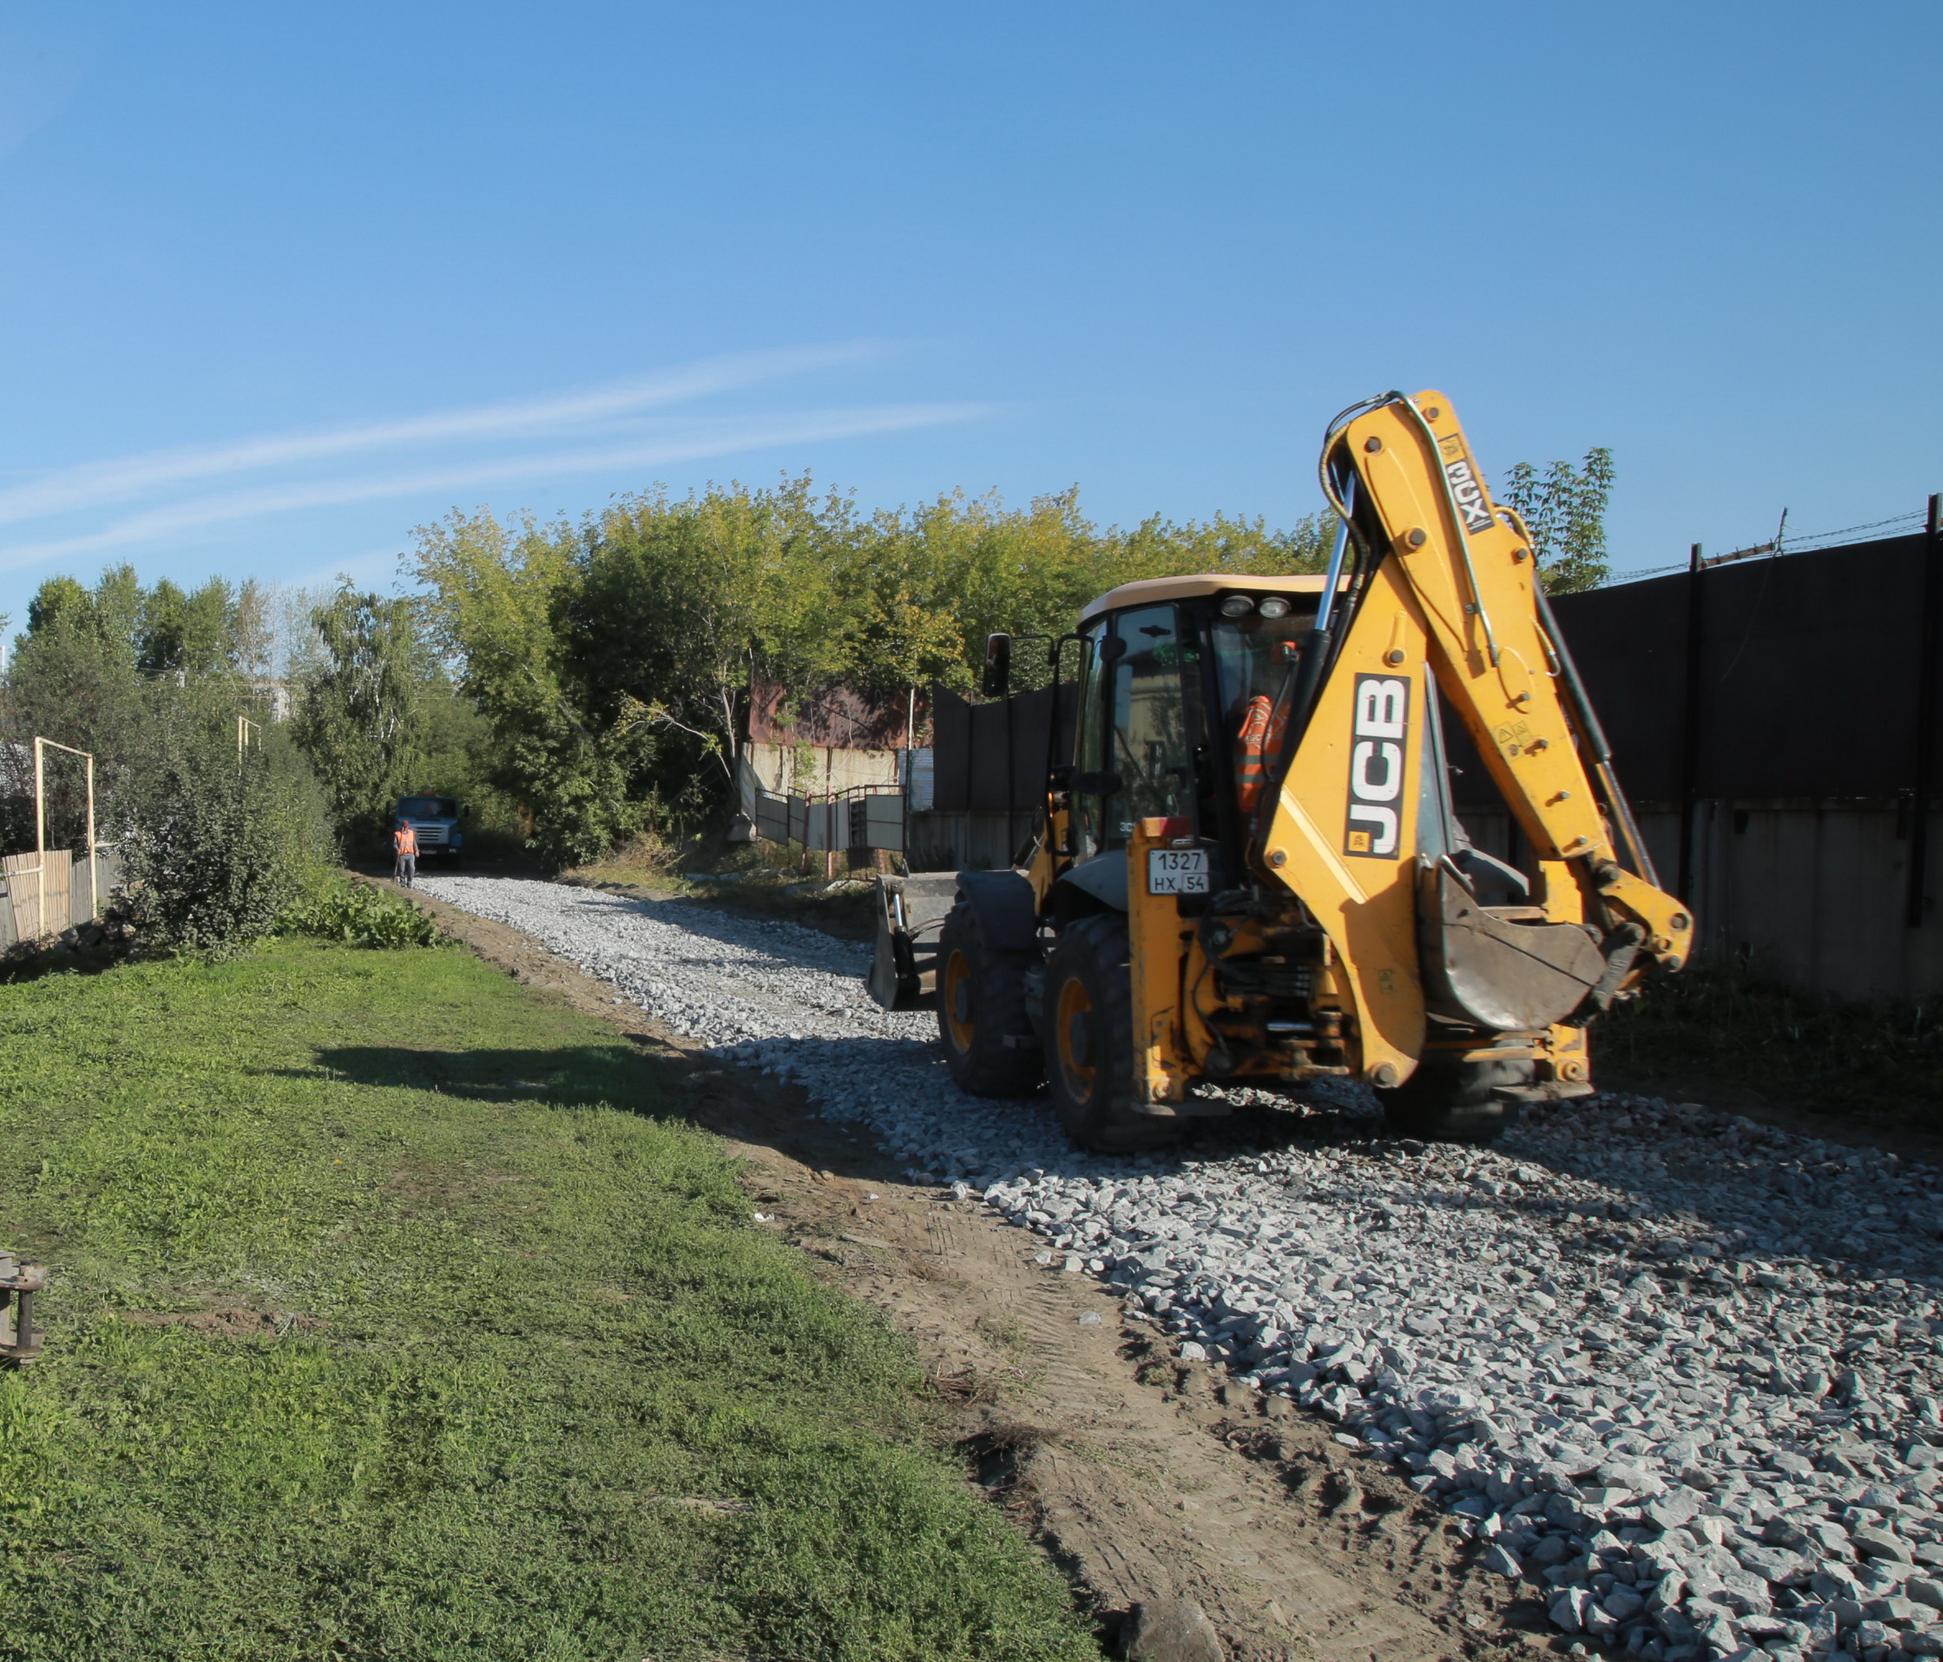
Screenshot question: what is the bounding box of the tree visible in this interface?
[269,583,333,684]
[291,586,429,848]
[118,709,320,955]
[413,475,1348,857]
[411,510,653,866]
[1501,448,1615,594]
[563,478,845,794]
[230,578,274,682]
[24,575,93,639]
[137,578,189,677]
[92,564,144,663]
[181,577,236,676]
[0,597,148,854]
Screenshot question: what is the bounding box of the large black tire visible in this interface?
[1376,1056,1526,1144]
[1042,914,1184,1154]
[936,903,1042,1097]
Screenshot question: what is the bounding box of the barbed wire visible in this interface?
[1780,509,1925,548]
[1601,504,1932,587]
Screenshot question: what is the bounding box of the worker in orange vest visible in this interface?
[1236,643,1300,818]
[392,819,419,889]
[1236,694,1277,816]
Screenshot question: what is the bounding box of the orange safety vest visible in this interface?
[1236,695,1274,814]
[393,824,418,856]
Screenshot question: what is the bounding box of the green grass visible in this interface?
[0,942,1097,1662]
[1599,959,1943,1129]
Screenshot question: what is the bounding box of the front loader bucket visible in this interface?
[866,873,959,1011]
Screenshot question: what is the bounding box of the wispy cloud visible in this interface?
[0,402,989,571]
[0,341,887,528]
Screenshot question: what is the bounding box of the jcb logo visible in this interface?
[1444,457,1494,536]
[1343,674,1408,859]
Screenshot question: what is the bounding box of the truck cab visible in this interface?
[394,794,465,861]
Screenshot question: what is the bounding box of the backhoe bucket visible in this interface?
[867,873,958,1011]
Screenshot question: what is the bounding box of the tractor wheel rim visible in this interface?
[943,949,974,1054]
[1056,976,1096,1103]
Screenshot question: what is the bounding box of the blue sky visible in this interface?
[1,1,1937,635]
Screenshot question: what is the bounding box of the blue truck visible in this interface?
[392,793,465,862]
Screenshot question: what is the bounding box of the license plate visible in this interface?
[1147,848,1210,895]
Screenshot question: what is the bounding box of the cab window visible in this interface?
[1071,622,1109,858]
[1102,603,1195,847]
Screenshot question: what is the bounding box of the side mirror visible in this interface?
[981,633,1012,699]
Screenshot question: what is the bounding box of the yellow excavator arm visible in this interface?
[1258,390,1690,1088]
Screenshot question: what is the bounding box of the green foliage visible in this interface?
[290,586,430,849]
[117,714,325,956]
[91,563,144,662]
[1601,956,1943,1126]
[24,575,92,638]
[277,875,446,948]
[1502,447,1615,594]
[0,941,1098,1661]
[415,478,1335,863]
[564,476,849,791]
[0,614,146,856]
[413,683,513,830]
[3,478,1344,878]
[412,509,655,867]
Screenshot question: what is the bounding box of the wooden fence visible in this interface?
[0,847,120,950]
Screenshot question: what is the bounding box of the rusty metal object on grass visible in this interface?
[0,1251,46,1366]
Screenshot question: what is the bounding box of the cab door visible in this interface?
[1072,604,1199,857]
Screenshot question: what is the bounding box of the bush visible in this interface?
[277,876,445,948]
[116,718,326,956]
[504,729,645,870]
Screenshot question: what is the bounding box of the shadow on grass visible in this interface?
[286,1038,922,1191]
[291,1039,689,1118]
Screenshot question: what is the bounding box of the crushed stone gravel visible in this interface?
[420,873,1943,1662]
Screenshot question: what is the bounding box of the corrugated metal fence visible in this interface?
[739,768,908,859]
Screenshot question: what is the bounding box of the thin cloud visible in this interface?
[0,341,887,528]
[0,402,991,571]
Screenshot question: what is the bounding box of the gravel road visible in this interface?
[420,873,1943,1662]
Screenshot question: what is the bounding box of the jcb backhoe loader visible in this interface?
[869,391,1690,1149]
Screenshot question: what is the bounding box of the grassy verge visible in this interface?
[1599,959,1943,1130]
[0,941,1096,1662]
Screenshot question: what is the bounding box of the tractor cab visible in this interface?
[1058,574,1328,894]
[866,575,1330,1013]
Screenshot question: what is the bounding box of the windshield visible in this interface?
[398,796,456,819]
[1210,605,1312,731]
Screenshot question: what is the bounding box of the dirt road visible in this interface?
[404,881,1536,1662]
[406,873,1943,1662]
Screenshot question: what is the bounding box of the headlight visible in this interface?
[1258,595,1293,619]
[1220,594,1255,618]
